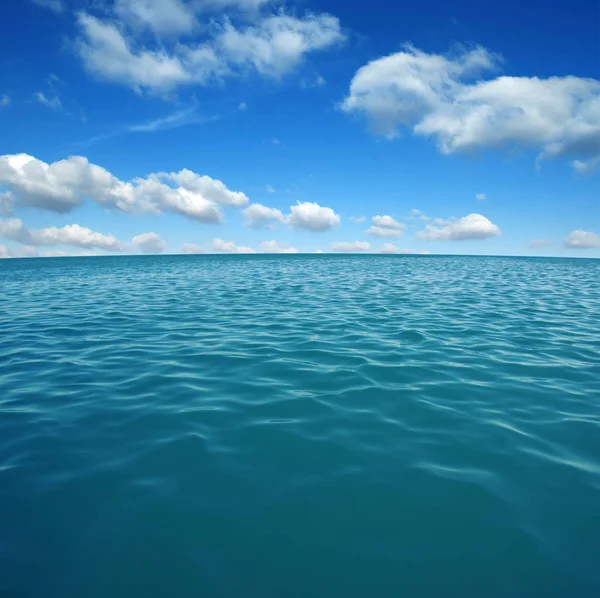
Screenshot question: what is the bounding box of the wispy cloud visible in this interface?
[77,106,218,148]
[0,95,9,108]
[31,0,64,13]
[34,91,62,110]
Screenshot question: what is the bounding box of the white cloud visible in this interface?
[31,0,64,13]
[258,240,298,253]
[349,215,365,223]
[528,239,551,248]
[366,226,402,238]
[132,232,167,253]
[417,213,501,241]
[0,244,11,258]
[34,92,62,110]
[371,214,403,229]
[564,229,600,248]
[266,184,276,193]
[182,243,205,254]
[0,95,9,108]
[287,201,340,231]
[342,44,600,171]
[476,193,486,200]
[331,241,371,252]
[213,238,255,253]
[0,153,248,223]
[573,156,600,175]
[243,203,284,228]
[380,244,414,254]
[0,218,129,251]
[76,9,345,93]
[406,208,430,222]
[238,102,247,110]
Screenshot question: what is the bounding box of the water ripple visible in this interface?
[0,255,599,597]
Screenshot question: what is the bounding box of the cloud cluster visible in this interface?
[416,213,500,241]
[0,154,248,223]
[132,232,167,253]
[366,214,405,238]
[75,2,345,93]
[258,240,298,253]
[182,243,205,254]
[342,45,600,171]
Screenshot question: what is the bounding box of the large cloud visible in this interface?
[287,201,340,231]
[132,232,167,253]
[342,45,600,171]
[417,213,500,241]
[0,218,129,251]
[76,5,345,93]
[331,240,371,252]
[0,154,247,222]
[564,229,600,248]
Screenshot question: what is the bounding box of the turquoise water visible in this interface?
[1,254,599,597]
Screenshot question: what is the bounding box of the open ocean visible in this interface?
[1,254,599,597]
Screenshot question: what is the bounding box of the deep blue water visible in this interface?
[1,254,599,597]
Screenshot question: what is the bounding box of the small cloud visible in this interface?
[243,203,284,229]
[213,238,255,254]
[331,241,371,252]
[380,244,414,254]
[182,243,204,254]
[406,209,430,222]
[266,184,276,194]
[31,0,64,13]
[271,138,280,146]
[528,239,551,248]
[302,75,327,88]
[0,94,10,108]
[417,213,500,241]
[258,240,298,254]
[287,201,340,232]
[372,215,404,229]
[238,102,247,111]
[476,193,486,200]
[34,91,62,110]
[573,157,600,175]
[564,229,600,249]
[349,216,365,223]
[132,232,167,254]
[366,226,403,238]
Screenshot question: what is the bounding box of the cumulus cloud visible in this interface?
[380,244,414,254]
[349,215,365,223]
[0,244,12,258]
[417,213,500,241]
[213,238,255,253]
[563,229,600,248]
[342,44,600,171]
[331,241,371,252]
[0,153,247,223]
[371,214,403,229]
[182,243,205,254]
[76,6,345,93]
[258,240,298,253]
[133,232,167,253]
[366,226,403,238]
[476,193,486,200]
[0,218,129,251]
[287,201,340,231]
[243,203,284,228]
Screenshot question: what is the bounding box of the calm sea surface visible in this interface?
[1,255,599,597]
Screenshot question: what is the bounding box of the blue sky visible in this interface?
[0,0,598,257]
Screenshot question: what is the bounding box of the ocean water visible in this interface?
[1,254,599,598]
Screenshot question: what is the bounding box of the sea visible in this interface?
[1,254,599,597]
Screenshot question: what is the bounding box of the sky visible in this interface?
[0,0,598,258]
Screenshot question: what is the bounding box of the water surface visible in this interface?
[1,255,599,597]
